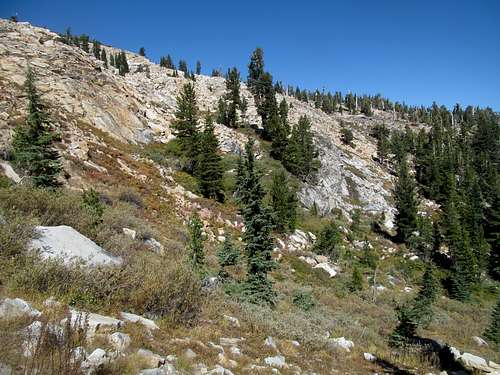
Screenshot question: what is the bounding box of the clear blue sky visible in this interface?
[2,0,499,110]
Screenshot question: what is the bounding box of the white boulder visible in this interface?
[30,225,122,266]
[108,332,131,352]
[120,311,159,330]
[313,262,338,277]
[0,298,41,319]
[327,337,354,352]
[264,355,287,368]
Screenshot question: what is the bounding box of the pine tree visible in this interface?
[198,114,224,201]
[247,47,265,98]
[79,34,89,52]
[138,47,146,56]
[240,140,276,304]
[412,263,439,326]
[196,60,201,75]
[12,66,61,188]
[216,97,228,126]
[172,83,200,173]
[100,49,108,68]
[340,127,355,147]
[269,169,297,233]
[217,236,240,279]
[360,239,377,269]
[389,263,439,347]
[350,266,364,292]
[283,115,320,180]
[394,157,418,243]
[224,67,241,128]
[484,299,500,345]
[444,178,477,300]
[313,221,341,259]
[187,214,205,270]
[92,40,101,59]
[178,60,188,76]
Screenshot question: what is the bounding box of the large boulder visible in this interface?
[120,312,159,331]
[30,225,122,266]
[0,298,41,319]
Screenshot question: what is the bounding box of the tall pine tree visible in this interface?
[198,114,224,201]
[12,66,61,188]
[172,83,200,174]
[240,140,276,304]
[394,156,418,243]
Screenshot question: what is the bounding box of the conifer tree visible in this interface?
[187,214,205,270]
[247,47,265,99]
[340,127,355,147]
[361,239,377,269]
[217,236,240,279]
[389,263,439,347]
[138,47,146,56]
[484,299,500,345]
[314,221,341,259]
[100,49,108,68]
[444,177,477,300]
[12,66,61,188]
[350,266,364,292]
[270,169,297,233]
[198,114,224,201]
[92,40,101,59]
[172,83,200,173]
[224,67,241,128]
[178,60,188,76]
[196,60,201,75]
[79,34,89,52]
[283,115,320,180]
[240,140,276,304]
[394,157,418,243]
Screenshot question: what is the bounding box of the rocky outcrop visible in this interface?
[29,225,122,266]
[0,19,412,224]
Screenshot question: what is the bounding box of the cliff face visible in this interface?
[0,19,421,224]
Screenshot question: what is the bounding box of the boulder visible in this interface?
[122,227,137,239]
[459,352,491,372]
[66,309,123,333]
[264,355,287,368]
[327,337,354,352]
[138,364,178,375]
[217,353,238,369]
[0,362,12,375]
[136,348,166,368]
[145,238,164,254]
[30,225,122,266]
[0,298,41,319]
[184,348,197,359]
[363,352,376,362]
[81,348,109,373]
[120,311,159,330]
[223,315,240,328]
[220,337,245,347]
[313,262,338,277]
[0,161,21,183]
[264,336,278,351]
[471,336,488,347]
[108,332,131,352]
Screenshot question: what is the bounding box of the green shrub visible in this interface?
[292,289,316,311]
[0,210,35,258]
[0,185,98,239]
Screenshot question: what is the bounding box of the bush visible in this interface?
[0,210,35,258]
[118,189,144,209]
[292,289,316,311]
[313,221,342,259]
[0,185,98,239]
[8,252,203,325]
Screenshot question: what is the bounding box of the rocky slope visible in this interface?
[0,18,424,226]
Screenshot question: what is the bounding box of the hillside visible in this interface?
[0,18,499,375]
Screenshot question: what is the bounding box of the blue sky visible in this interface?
[2,0,499,110]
